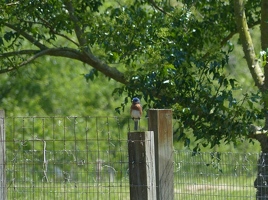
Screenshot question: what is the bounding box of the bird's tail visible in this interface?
[134,120,139,131]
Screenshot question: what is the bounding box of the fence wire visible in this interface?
[5,116,136,200]
[174,151,258,200]
[1,116,262,199]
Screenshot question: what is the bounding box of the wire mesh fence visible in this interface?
[174,151,258,199]
[1,116,261,199]
[5,116,134,200]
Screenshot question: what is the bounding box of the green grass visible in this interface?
[174,175,256,200]
[8,182,130,200]
[7,175,257,200]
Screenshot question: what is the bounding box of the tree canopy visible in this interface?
[0,0,267,150]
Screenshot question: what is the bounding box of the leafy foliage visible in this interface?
[0,0,264,150]
[110,1,263,148]
[0,58,122,117]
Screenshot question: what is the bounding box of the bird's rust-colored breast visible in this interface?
[130,104,142,115]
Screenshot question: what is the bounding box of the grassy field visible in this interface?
[8,182,130,200]
[7,175,257,200]
[6,151,259,199]
[174,176,256,200]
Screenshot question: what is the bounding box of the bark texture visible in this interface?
[234,0,268,199]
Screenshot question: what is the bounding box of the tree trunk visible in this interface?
[253,134,268,199]
[254,1,268,199]
[233,0,268,196]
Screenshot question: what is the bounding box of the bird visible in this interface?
[130,97,142,131]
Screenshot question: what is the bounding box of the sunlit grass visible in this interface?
[8,182,130,200]
[8,175,257,200]
[175,175,256,200]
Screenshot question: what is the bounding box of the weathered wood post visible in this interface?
[148,109,174,200]
[128,131,156,200]
[0,110,6,200]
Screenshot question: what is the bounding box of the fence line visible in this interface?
[174,151,258,199]
[0,111,6,200]
[5,116,133,200]
[0,115,262,199]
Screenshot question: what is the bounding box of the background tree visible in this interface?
[0,0,267,198]
[0,57,122,116]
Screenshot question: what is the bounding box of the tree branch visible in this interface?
[233,0,264,90]
[148,0,172,17]
[202,19,260,60]
[61,1,127,84]
[2,6,127,85]
[64,1,88,49]
[32,18,80,47]
[0,48,127,84]
[0,50,38,58]
[260,0,268,129]
[4,23,47,50]
[249,133,268,153]
[261,0,268,88]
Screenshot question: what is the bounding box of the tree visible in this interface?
[0,0,267,198]
[0,0,126,83]
[234,0,268,198]
[0,57,122,116]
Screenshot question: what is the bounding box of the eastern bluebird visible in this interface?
[130,97,142,130]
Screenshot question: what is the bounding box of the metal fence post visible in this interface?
[128,131,156,200]
[148,109,174,200]
[0,110,6,200]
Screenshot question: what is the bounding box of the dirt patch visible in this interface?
[175,184,250,193]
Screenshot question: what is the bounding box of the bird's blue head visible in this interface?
[132,97,140,104]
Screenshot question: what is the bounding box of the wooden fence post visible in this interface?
[128,131,156,200]
[148,109,174,200]
[0,110,6,200]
